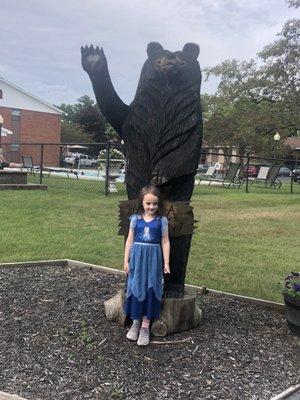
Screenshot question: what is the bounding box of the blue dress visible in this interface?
[124,214,168,320]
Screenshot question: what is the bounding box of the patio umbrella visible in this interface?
[67,145,88,150]
[1,128,13,137]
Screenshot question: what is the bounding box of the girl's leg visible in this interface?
[141,317,150,329]
[137,316,150,346]
[126,319,141,341]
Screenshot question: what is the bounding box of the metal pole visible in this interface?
[290,164,294,194]
[105,142,110,196]
[40,144,44,185]
[245,154,250,193]
[0,123,2,148]
[290,151,299,194]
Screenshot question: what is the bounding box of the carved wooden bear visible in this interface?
[81,42,203,297]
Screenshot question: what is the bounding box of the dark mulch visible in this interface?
[0,265,299,400]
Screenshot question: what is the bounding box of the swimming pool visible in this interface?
[51,168,125,183]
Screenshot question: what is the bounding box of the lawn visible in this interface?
[0,178,299,302]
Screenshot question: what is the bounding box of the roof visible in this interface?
[284,137,300,149]
[0,76,62,114]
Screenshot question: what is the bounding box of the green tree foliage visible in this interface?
[286,0,300,8]
[60,121,94,143]
[55,95,119,143]
[203,14,300,156]
[258,19,300,135]
[55,103,77,123]
[104,122,119,141]
[73,95,106,143]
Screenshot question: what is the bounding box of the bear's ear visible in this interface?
[147,42,164,57]
[182,43,200,59]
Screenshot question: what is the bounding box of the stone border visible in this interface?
[270,384,300,400]
[0,184,48,190]
[0,259,68,268]
[0,393,28,400]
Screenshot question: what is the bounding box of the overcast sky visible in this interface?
[1,0,297,106]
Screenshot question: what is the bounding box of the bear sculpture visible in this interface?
[81,42,203,297]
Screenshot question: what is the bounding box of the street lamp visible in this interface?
[273,132,280,161]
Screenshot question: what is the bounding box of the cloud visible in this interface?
[0,0,297,104]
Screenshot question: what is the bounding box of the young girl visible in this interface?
[123,186,170,346]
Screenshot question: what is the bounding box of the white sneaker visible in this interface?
[137,327,150,346]
[126,323,141,341]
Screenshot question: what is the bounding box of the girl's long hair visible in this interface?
[137,186,162,216]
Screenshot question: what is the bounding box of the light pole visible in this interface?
[273,133,280,161]
[0,114,3,149]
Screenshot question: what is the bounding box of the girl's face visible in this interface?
[142,193,159,216]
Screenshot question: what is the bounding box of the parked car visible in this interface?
[197,163,209,173]
[243,165,259,177]
[278,166,291,177]
[291,168,300,182]
[79,155,98,167]
[63,154,98,167]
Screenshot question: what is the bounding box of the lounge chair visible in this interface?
[22,156,66,178]
[236,166,245,186]
[197,165,216,184]
[249,166,270,185]
[249,165,282,189]
[207,162,241,188]
[22,156,43,176]
[264,165,282,188]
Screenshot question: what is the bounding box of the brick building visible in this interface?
[0,77,62,166]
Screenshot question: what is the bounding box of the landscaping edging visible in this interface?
[0,392,28,400]
[0,258,285,312]
[270,384,300,400]
[0,259,298,400]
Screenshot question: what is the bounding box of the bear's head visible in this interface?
[140,42,201,85]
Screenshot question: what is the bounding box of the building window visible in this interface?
[0,89,2,99]
[10,144,20,152]
[11,109,21,121]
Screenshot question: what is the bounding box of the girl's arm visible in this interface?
[161,230,170,274]
[124,228,134,273]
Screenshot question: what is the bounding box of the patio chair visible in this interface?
[249,166,270,185]
[197,165,216,184]
[264,165,282,189]
[22,156,51,177]
[22,156,40,176]
[236,165,245,186]
[207,162,241,188]
[249,165,282,189]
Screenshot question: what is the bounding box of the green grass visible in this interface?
[0,178,299,302]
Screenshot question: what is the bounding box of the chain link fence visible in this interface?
[0,142,126,195]
[1,142,299,194]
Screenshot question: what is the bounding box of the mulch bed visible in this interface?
[0,264,299,400]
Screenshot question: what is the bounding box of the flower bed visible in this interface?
[0,264,299,400]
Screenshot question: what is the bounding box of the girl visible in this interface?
[124,186,170,346]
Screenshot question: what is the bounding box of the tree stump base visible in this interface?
[104,285,202,337]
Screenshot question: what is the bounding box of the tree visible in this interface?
[258,18,300,136]
[54,103,77,123]
[60,121,94,143]
[56,96,113,143]
[104,121,119,141]
[286,0,300,8]
[73,95,106,143]
[203,14,300,155]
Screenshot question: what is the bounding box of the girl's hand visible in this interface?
[164,264,170,274]
[124,262,129,274]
